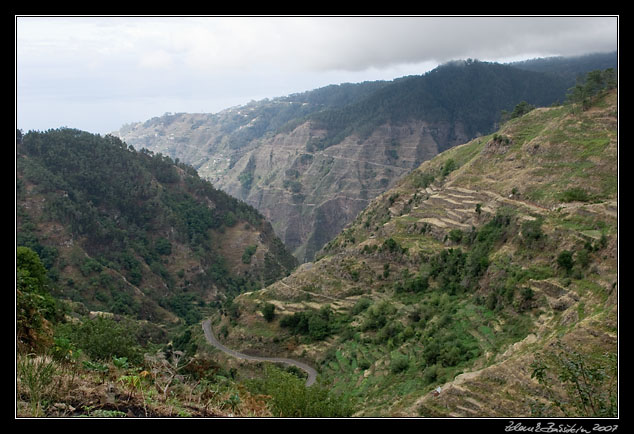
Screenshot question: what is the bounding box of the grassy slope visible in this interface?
[217,89,617,417]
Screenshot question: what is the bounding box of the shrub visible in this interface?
[441,159,457,177]
[154,237,172,256]
[280,306,334,341]
[448,229,463,243]
[530,341,617,417]
[521,217,545,246]
[361,301,395,331]
[249,366,355,417]
[56,316,142,364]
[262,303,276,322]
[560,187,591,203]
[16,352,58,416]
[351,297,372,315]
[557,250,574,273]
[411,171,435,189]
[381,238,406,255]
[390,354,410,374]
[242,245,258,264]
[16,247,61,351]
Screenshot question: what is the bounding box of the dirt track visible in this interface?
[201,319,317,387]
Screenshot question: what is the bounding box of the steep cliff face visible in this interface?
[217,119,470,262]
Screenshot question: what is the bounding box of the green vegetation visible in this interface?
[246,365,355,417]
[280,305,344,342]
[16,58,617,418]
[15,129,302,417]
[261,303,276,322]
[501,100,536,123]
[565,68,617,112]
[17,128,296,324]
[306,60,572,151]
[530,341,617,417]
[238,155,257,193]
[559,187,592,203]
[55,315,143,363]
[15,250,282,418]
[242,244,258,264]
[16,246,64,352]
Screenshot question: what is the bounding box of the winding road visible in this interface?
[201,319,318,387]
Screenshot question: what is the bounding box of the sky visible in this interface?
[15,15,618,136]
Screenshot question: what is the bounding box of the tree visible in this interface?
[521,217,545,247]
[249,365,355,417]
[530,341,617,417]
[308,313,330,341]
[566,69,616,112]
[242,244,257,264]
[510,101,535,119]
[557,250,574,274]
[145,348,194,401]
[262,303,276,322]
[16,247,60,351]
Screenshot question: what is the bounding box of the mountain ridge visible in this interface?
[16,128,297,330]
[115,52,616,263]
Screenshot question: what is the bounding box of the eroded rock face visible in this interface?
[117,115,469,262]
[210,119,469,262]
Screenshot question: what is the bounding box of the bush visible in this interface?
[351,298,372,315]
[361,301,395,332]
[16,352,58,416]
[381,238,406,255]
[441,159,457,177]
[56,316,142,364]
[411,171,435,189]
[557,250,574,273]
[242,245,257,264]
[262,303,276,322]
[448,229,463,243]
[560,187,591,203]
[390,354,410,374]
[249,365,355,417]
[530,341,617,417]
[16,247,61,351]
[280,306,334,341]
[308,313,330,341]
[154,237,172,256]
[521,217,545,246]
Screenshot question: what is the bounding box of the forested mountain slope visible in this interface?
[211,85,617,417]
[16,129,297,328]
[115,53,616,263]
[16,128,302,417]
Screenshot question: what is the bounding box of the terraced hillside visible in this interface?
[204,88,618,417]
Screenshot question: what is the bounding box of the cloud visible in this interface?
[16,15,618,134]
[17,16,617,76]
[296,16,618,71]
[138,49,174,69]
